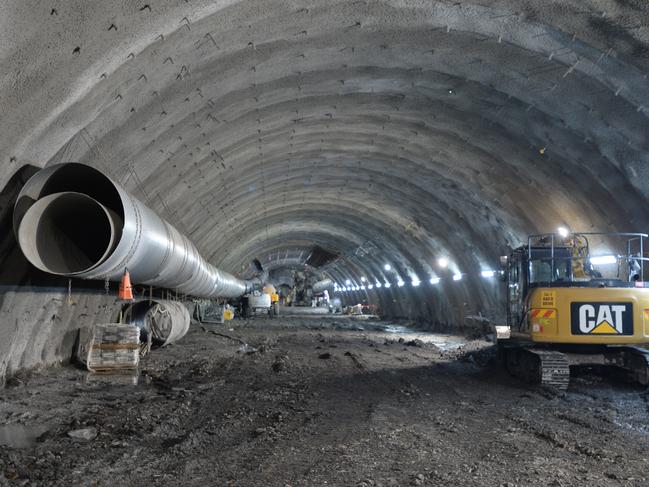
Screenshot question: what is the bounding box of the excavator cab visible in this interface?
[501,231,649,389]
[506,245,574,331]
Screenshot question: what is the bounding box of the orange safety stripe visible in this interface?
[531,309,556,319]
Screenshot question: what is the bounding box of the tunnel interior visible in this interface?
[1,0,649,371]
[3,2,649,484]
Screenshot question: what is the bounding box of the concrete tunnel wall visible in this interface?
[1,0,649,379]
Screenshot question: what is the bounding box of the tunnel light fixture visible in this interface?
[397,279,405,287]
[360,285,366,290]
[557,226,570,238]
[360,276,366,282]
[375,282,382,288]
[384,263,391,271]
[367,284,374,290]
[481,270,496,278]
[453,273,463,281]
[437,257,449,268]
[384,282,391,288]
[411,277,421,287]
[590,255,617,265]
[345,279,351,285]
[430,277,441,285]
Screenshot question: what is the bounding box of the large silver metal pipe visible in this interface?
[17,191,123,275]
[312,278,334,294]
[14,163,257,298]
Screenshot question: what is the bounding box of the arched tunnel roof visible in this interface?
[2,0,649,322]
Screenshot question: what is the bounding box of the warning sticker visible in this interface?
[541,291,555,308]
[531,309,556,318]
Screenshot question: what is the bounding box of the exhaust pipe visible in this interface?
[14,163,257,298]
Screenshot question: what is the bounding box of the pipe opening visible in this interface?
[18,192,122,275]
[41,163,123,217]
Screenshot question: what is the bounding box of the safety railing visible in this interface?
[525,232,649,284]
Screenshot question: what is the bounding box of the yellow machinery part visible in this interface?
[223,309,234,321]
[527,287,649,345]
[567,235,588,279]
[262,284,277,295]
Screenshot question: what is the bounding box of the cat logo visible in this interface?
[570,302,633,335]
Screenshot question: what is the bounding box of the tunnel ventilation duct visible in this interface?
[312,279,334,294]
[13,163,259,298]
[305,246,339,268]
[122,300,190,348]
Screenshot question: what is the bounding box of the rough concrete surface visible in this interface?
[0,289,118,385]
[1,316,648,486]
[1,1,649,373]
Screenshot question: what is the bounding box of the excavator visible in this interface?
[500,231,649,389]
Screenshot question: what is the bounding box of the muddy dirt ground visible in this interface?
[1,314,649,486]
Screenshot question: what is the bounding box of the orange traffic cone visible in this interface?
[118,269,134,301]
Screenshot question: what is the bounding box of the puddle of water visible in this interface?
[0,423,50,448]
[382,325,411,334]
[377,324,468,351]
[84,368,140,386]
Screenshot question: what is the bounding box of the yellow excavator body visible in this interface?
[502,231,649,389]
[526,286,649,345]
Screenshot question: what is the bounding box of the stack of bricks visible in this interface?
[86,324,141,372]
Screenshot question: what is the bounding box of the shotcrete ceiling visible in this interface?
[1,0,649,315]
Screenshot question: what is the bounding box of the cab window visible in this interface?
[528,247,572,284]
[529,259,571,283]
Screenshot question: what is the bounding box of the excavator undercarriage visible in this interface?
[499,342,649,390]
